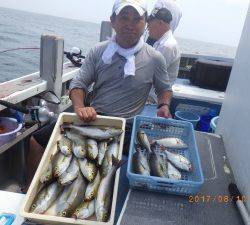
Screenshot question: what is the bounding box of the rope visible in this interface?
[0,47,40,54]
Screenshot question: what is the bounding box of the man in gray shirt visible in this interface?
[70,0,173,121]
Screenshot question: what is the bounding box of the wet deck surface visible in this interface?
[117,132,244,225]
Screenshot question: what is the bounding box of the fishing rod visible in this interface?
[0,47,40,54]
[0,46,85,67]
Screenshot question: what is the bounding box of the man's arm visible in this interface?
[153,52,173,118]
[157,90,173,118]
[70,88,97,122]
[69,47,97,121]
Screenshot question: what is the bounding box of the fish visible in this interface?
[132,147,150,176]
[58,136,73,156]
[95,156,124,222]
[52,151,72,178]
[65,131,87,158]
[164,150,192,172]
[137,130,152,153]
[98,141,108,166]
[101,139,119,177]
[61,123,123,140]
[85,171,101,201]
[49,174,86,217]
[72,200,95,220]
[149,152,167,178]
[40,161,53,184]
[86,139,98,160]
[30,182,63,214]
[154,137,188,149]
[58,157,80,186]
[167,161,182,180]
[78,158,98,182]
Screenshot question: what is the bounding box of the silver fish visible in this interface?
[66,131,87,158]
[61,123,123,140]
[132,147,150,176]
[98,141,108,166]
[58,136,73,156]
[78,158,98,182]
[72,200,95,220]
[53,151,72,177]
[87,139,98,160]
[155,137,187,149]
[149,152,167,178]
[85,172,101,201]
[40,161,53,184]
[96,156,123,222]
[54,174,86,217]
[31,182,62,214]
[167,161,182,180]
[164,150,192,172]
[101,140,119,177]
[58,157,80,186]
[137,130,152,153]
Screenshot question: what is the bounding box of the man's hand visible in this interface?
[157,105,172,119]
[74,106,97,122]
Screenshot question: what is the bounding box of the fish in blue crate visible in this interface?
[152,137,188,149]
[132,146,151,176]
[133,130,192,181]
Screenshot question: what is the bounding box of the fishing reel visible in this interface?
[64,47,85,68]
[0,91,60,125]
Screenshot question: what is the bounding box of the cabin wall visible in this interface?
[217,6,250,210]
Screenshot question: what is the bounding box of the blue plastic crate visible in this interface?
[127,115,204,196]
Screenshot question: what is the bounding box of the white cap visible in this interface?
[112,0,148,16]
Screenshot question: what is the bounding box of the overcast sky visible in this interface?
[0,0,249,46]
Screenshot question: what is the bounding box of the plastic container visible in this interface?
[210,116,219,133]
[0,117,22,146]
[127,115,204,196]
[198,109,217,132]
[174,110,200,128]
[20,112,126,225]
[0,213,16,225]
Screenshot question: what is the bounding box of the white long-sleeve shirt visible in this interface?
[148,30,181,103]
[153,30,181,85]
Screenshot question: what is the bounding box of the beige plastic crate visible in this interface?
[20,112,126,225]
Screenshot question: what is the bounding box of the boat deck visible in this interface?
[116,132,244,225]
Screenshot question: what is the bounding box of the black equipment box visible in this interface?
[190,59,233,91]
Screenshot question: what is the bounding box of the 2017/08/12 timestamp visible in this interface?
[188,195,247,203]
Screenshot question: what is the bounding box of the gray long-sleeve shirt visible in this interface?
[69,41,171,118]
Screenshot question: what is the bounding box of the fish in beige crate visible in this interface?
[57,135,73,156]
[86,139,98,160]
[85,171,101,201]
[46,174,87,217]
[53,151,72,178]
[101,139,119,177]
[98,141,108,166]
[40,160,53,184]
[58,157,80,186]
[65,130,87,158]
[72,200,95,220]
[78,158,98,182]
[96,156,124,222]
[30,182,63,214]
[61,123,123,140]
